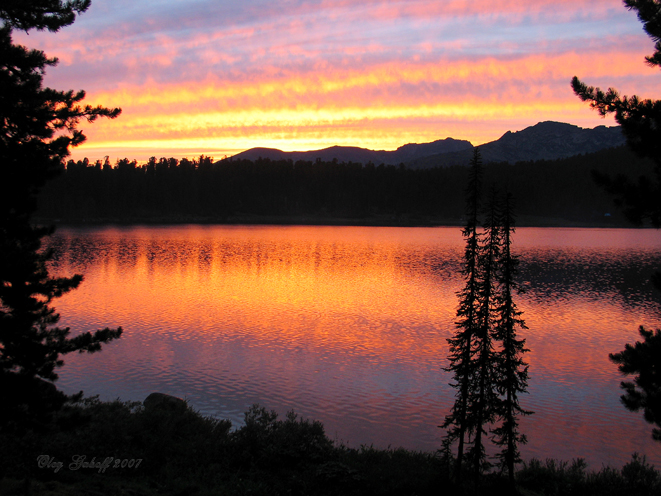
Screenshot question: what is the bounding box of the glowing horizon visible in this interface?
[13,0,658,162]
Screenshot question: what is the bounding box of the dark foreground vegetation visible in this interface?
[36,145,654,227]
[0,397,659,496]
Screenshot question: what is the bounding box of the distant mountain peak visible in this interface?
[498,121,602,140]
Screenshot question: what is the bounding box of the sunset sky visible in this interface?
[14,0,659,162]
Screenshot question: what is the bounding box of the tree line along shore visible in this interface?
[36,145,653,227]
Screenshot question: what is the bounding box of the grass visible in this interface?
[0,397,658,496]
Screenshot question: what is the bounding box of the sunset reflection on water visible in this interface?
[48,225,661,468]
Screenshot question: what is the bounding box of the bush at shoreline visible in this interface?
[0,397,658,495]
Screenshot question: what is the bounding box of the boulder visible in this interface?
[143,392,188,412]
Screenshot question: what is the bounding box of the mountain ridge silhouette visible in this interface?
[225,121,624,168]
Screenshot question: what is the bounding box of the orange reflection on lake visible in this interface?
[49,226,661,468]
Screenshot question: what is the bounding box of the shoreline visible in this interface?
[34,214,638,229]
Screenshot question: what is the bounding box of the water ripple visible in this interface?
[49,226,661,467]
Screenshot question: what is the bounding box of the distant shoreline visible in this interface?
[35,214,639,229]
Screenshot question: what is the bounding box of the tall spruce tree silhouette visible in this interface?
[467,186,501,474]
[492,192,531,482]
[573,0,661,444]
[0,0,122,430]
[444,151,531,479]
[443,148,483,479]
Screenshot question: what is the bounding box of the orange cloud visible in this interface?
[9,0,646,161]
[70,44,654,161]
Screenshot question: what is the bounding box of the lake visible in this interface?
[47,225,661,469]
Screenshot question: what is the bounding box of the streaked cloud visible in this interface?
[13,0,655,161]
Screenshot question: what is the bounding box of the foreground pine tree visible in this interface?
[573,0,661,446]
[0,1,122,430]
[572,0,661,172]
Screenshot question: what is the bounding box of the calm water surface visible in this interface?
[48,226,661,468]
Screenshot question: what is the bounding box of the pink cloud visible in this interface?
[8,0,650,160]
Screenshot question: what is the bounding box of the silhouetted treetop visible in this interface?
[0,0,90,32]
[626,0,661,67]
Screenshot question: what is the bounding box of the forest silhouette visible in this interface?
[36,145,654,226]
